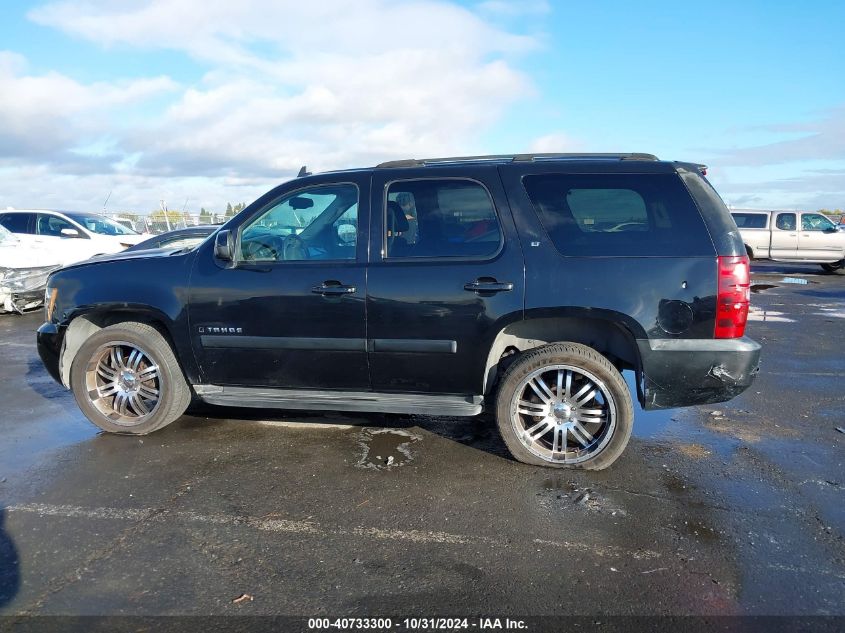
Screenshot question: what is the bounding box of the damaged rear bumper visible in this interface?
[637,337,761,410]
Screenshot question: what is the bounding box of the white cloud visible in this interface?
[5,0,539,209]
[0,51,176,165]
[526,132,581,153]
[477,0,551,16]
[711,105,845,166]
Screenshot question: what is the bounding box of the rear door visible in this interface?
[366,165,524,395]
[771,212,799,259]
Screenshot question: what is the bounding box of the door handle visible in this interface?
[464,279,514,293]
[312,281,356,296]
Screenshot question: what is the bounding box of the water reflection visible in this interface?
[0,509,20,608]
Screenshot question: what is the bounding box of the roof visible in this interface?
[375,153,660,169]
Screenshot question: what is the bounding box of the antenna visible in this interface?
[103,190,112,213]
[297,165,311,177]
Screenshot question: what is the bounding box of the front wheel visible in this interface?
[820,260,844,273]
[69,321,191,434]
[495,343,633,470]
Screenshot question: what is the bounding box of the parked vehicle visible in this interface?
[125,226,217,252]
[37,153,761,469]
[0,209,146,266]
[731,210,845,273]
[0,225,63,313]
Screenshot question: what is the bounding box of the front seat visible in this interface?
[386,201,410,257]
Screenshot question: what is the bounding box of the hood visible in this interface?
[64,246,192,270]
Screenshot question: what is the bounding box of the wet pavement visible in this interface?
[0,261,843,617]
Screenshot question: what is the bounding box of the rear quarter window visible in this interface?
[522,173,713,257]
[731,213,768,229]
[0,213,33,234]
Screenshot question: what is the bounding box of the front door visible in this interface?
[798,212,842,260]
[189,175,370,389]
[366,166,524,395]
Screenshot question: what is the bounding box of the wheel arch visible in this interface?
[60,307,188,388]
[482,313,643,400]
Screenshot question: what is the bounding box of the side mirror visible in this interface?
[60,228,81,238]
[214,230,234,261]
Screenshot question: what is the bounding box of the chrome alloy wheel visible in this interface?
[509,364,617,465]
[84,342,161,426]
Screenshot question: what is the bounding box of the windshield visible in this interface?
[66,213,139,236]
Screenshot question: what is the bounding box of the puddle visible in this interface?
[357,429,421,470]
[750,284,778,294]
[747,306,795,323]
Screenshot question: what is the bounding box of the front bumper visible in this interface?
[637,336,761,409]
[37,322,65,386]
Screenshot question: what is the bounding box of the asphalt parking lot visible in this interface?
[0,262,843,621]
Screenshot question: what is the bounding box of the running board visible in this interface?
[193,385,484,417]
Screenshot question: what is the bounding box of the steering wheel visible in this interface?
[243,238,279,261]
[282,234,309,261]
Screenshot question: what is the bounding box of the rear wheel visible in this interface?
[820,260,844,273]
[69,322,190,434]
[495,343,633,470]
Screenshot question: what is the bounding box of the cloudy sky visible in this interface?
[1,0,843,214]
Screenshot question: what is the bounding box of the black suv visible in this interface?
[37,153,761,469]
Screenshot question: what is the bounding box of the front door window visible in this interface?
[240,184,358,262]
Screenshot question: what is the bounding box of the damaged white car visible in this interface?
[0,225,63,314]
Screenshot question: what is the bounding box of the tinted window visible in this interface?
[385,179,501,258]
[522,173,712,257]
[240,184,358,262]
[731,213,768,229]
[0,213,33,234]
[775,213,796,231]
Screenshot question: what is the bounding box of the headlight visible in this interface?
[0,266,59,292]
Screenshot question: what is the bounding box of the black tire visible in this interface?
[494,342,633,470]
[69,321,191,435]
[820,261,844,273]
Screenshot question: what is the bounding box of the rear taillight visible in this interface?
[715,255,750,338]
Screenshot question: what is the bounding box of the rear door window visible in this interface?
[775,213,796,231]
[522,173,713,257]
[384,179,502,258]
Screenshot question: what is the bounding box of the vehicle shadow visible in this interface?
[0,508,20,609]
[184,402,512,459]
[25,357,68,401]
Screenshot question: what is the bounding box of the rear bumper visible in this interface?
[37,322,65,386]
[637,336,761,410]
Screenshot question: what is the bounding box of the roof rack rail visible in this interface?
[376,153,658,168]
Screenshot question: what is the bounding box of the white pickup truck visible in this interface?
[731,210,845,273]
